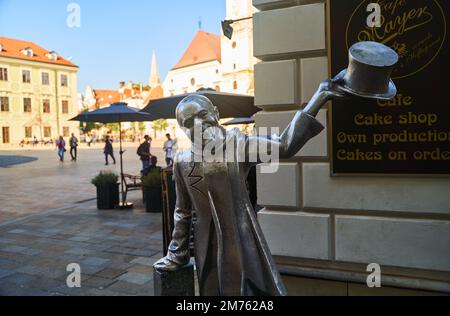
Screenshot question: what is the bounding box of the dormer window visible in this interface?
[0,44,3,52]
[22,47,34,57]
[46,51,58,61]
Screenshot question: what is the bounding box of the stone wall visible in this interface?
[252,0,450,294]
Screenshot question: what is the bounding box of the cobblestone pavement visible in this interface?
[0,146,166,222]
[0,146,190,296]
[0,198,164,296]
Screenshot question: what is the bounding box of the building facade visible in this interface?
[162,31,223,96]
[162,0,256,97]
[0,37,79,147]
[252,0,450,295]
[221,0,257,95]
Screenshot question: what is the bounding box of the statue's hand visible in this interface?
[153,256,185,273]
[318,75,349,99]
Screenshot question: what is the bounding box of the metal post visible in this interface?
[120,122,124,204]
[118,120,133,209]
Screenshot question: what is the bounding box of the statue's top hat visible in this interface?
[336,41,399,100]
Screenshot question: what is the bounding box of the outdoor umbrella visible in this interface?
[140,90,259,119]
[70,102,156,209]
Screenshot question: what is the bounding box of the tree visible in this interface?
[106,123,120,132]
[152,119,169,139]
[81,122,102,134]
[80,109,102,134]
[138,122,146,135]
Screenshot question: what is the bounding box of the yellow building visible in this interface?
[0,37,79,147]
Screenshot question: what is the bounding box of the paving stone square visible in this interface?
[0,149,175,296]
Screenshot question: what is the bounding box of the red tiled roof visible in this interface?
[143,86,164,105]
[173,31,221,70]
[0,36,78,68]
[93,89,121,108]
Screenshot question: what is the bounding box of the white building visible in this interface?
[162,0,256,97]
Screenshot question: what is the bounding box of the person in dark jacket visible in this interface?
[137,135,152,174]
[104,135,116,165]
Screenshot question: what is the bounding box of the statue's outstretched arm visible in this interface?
[246,78,346,162]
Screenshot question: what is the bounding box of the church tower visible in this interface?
[148,50,161,88]
[220,0,256,95]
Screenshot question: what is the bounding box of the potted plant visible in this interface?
[142,168,163,212]
[91,171,119,209]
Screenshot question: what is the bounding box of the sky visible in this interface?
[0,0,225,93]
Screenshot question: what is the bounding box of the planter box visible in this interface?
[143,185,163,213]
[96,182,119,209]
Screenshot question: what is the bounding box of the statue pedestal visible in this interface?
[153,263,195,296]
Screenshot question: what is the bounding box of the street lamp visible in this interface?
[221,16,252,40]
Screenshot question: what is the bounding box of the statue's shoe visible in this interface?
[153,257,186,273]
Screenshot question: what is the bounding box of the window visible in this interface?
[25,126,32,138]
[190,78,196,86]
[215,85,220,92]
[61,74,68,87]
[22,48,33,57]
[62,100,69,114]
[44,127,51,138]
[233,64,236,70]
[2,127,10,144]
[0,68,7,81]
[43,99,50,113]
[24,98,32,112]
[233,81,238,90]
[46,52,57,61]
[1,97,9,112]
[42,72,49,85]
[232,41,237,49]
[63,127,70,137]
[22,70,31,83]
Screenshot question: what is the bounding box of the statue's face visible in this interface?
[176,95,220,144]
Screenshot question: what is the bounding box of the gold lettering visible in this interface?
[354,113,392,126]
[357,5,433,45]
[377,94,413,107]
[398,112,438,126]
[336,149,382,161]
[413,149,450,161]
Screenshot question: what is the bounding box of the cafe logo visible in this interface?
[346,0,446,79]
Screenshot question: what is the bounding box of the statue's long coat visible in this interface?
[166,112,323,296]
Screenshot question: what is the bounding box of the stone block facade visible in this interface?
[252,0,450,294]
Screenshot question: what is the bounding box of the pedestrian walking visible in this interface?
[69,133,78,161]
[56,136,66,162]
[163,133,175,167]
[86,134,92,147]
[137,135,152,175]
[104,135,116,165]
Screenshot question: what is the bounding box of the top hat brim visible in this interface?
[335,69,397,100]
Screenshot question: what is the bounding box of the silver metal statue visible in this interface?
[154,41,398,296]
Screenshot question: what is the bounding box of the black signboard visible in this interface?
[329,0,449,174]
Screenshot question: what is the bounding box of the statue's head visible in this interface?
[176,94,221,143]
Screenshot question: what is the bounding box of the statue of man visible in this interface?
[153,40,399,296]
[153,78,347,296]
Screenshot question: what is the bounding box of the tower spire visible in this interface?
[148,50,161,88]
